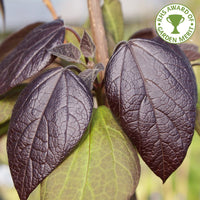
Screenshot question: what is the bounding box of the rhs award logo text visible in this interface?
[156,4,195,44]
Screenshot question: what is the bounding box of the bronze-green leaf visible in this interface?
[41,106,140,200]
[102,0,124,43]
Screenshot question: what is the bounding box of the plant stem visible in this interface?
[42,0,58,19]
[192,63,200,67]
[87,0,109,81]
[65,26,81,43]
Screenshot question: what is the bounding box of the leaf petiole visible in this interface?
[192,63,200,67]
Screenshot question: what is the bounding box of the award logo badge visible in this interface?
[156,4,195,44]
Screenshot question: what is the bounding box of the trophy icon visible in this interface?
[166,14,185,34]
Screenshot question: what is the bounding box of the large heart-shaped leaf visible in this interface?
[41,106,140,200]
[7,67,93,200]
[105,39,197,182]
[0,19,65,95]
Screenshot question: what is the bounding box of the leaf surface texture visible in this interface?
[105,39,197,182]
[0,19,65,95]
[41,106,140,200]
[7,67,93,200]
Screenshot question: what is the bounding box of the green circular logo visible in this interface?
[156,4,195,44]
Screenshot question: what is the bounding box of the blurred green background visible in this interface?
[0,0,200,199]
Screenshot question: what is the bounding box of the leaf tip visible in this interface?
[80,30,96,58]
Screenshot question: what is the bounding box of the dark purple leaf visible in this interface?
[153,37,194,68]
[7,67,93,200]
[153,37,200,72]
[0,22,43,61]
[0,19,65,95]
[80,31,96,58]
[129,28,157,40]
[105,38,197,182]
[79,63,104,90]
[48,43,81,62]
[178,43,200,61]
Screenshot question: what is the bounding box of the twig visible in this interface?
[87,0,109,81]
[192,63,200,67]
[42,0,58,19]
[65,26,81,43]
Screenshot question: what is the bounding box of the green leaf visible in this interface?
[188,132,200,199]
[0,120,9,137]
[106,32,116,57]
[0,135,8,164]
[65,26,84,47]
[41,106,140,200]
[0,84,25,125]
[0,85,25,137]
[195,107,200,135]
[102,0,124,43]
[193,66,200,135]
[28,186,40,200]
